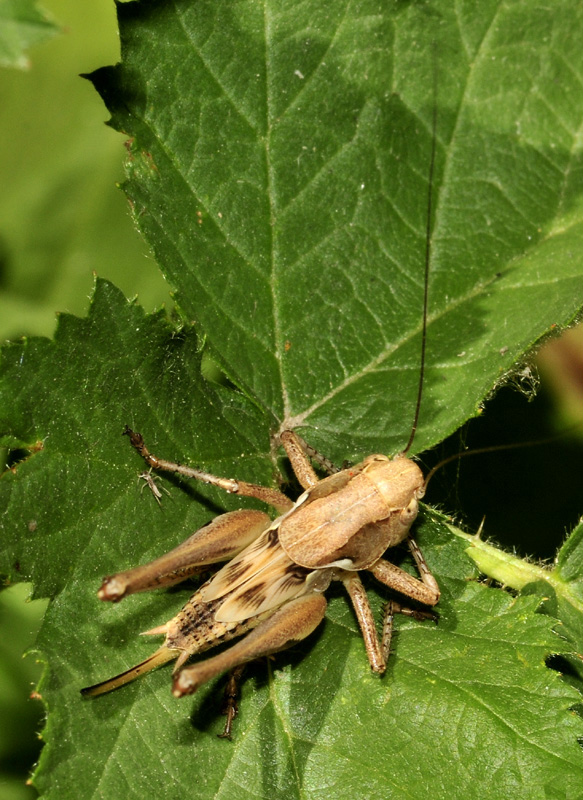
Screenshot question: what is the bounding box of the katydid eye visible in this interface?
[400,500,418,522]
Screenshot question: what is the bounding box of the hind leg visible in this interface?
[99,509,271,601]
[173,593,327,697]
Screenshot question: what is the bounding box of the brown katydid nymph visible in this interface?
[81,425,440,736]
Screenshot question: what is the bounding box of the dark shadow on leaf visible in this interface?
[153,471,228,518]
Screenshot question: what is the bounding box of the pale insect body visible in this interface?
[82,92,441,740]
[138,469,170,506]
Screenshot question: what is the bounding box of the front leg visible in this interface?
[381,600,437,665]
[280,430,340,489]
[371,537,440,664]
[341,535,440,674]
[369,537,440,607]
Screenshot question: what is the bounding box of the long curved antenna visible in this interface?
[423,422,583,489]
[402,72,438,455]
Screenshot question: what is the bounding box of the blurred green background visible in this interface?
[0,586,46,800]
[0,0,171,344]
[1,2,582,797]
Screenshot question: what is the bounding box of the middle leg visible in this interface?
[125,427,293,512]
[341,571,386,673]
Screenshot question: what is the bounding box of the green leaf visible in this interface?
[0,0,171,343]
[0,584,46,800]
[466,517,583,680]
[0,0,59,69]
[2,1,583,797]
[88,0,583,461]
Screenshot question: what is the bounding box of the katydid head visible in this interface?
[361,454,425,508]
